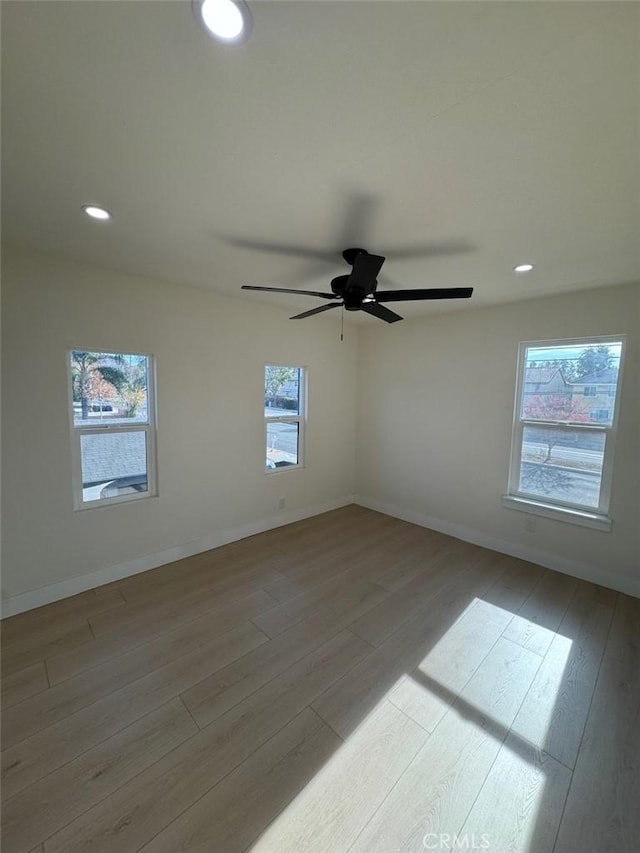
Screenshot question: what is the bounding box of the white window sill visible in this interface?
[502,495,612,532]
[75,491,158,512]
[265,465,305,476]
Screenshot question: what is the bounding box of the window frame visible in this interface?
[504,335,625,530]
[68,348,158,510]
[264,364,306,475]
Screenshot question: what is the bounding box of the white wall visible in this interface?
[1,248,358,609]
[356,283,640,596]
[3,249,638,613]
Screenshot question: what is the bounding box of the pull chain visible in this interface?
[341,304,344,342]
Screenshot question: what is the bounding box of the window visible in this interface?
[504,337,624,528]
[264,365,305,472]
[69,350,157,508]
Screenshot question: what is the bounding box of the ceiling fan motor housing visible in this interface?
[330,274,349,297]
[344,291,367,311]
[331,274,371,309]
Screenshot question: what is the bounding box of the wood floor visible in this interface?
[1,505,638,853]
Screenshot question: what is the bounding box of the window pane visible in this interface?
[519,425,605,508]
[266,421,299,469]
[522,341,622,426]
[71,351,149,426]
[80,431,148,502]
[264,366,301,416]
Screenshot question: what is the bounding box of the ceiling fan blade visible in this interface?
[228,238,336,263]
[375,287,473,302]
[381,240,474,260]
[242,285,338,299]
[338,191,379,247]
[348,252,386,291]
[290,303,342,320]
[361,302,403,323]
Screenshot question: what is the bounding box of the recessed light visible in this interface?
[193,0,252,44]
[82,205,111,221]
[513,263,534,273]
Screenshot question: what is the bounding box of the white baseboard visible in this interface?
[1,495,356,618]
[354,495,640,599]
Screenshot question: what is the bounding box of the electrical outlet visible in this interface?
[278,497,286,510]
[524,516,536,533]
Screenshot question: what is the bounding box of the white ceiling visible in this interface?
[2,1,639,321]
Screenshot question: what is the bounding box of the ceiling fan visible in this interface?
[241,247,473,323]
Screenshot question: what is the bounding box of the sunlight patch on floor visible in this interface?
[387,598,514,733]
[249,700,427,852]
[510,633,574,754]
[250,598,573,853]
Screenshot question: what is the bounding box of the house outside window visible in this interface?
[69,350,157,508]
[264,365,305,472]
[504,337,625,529]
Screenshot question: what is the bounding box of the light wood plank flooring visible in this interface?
[1,505,638,853]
